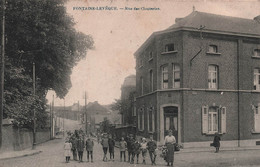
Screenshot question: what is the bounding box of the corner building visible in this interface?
[135,11,260,147]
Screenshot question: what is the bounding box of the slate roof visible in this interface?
[167,11,260,36]
[134,11,260,56]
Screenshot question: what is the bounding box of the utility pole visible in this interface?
[78,101,79,122]
[32,62,36,149]
[63,98,65,137]
[0,0,5,149]
[85,91,87,135]
[52,95,54,139]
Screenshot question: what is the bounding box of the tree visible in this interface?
[99,117,112,134]
[3,0,94,128]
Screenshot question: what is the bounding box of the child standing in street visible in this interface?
[77,135,85,163]
[108,134,115,161]
[132,139,141,164]
[141,138,147,164]
[64,139,72,163]
[213,132,221,153]
[147,135,157,165]
[101,133,109,162]
[119,137,127,162]
[86,136,94,162]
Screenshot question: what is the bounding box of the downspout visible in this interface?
[237,39,242,147]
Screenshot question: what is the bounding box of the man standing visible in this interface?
[86,136,94,162]
[126,134,135,164]
[108,134,115,161]
[101,133,109,162]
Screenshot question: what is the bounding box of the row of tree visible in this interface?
[3,0,93,129]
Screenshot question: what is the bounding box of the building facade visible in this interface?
[135,11,260,147]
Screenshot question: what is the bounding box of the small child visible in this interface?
[133,139,141,164]
[147,135,157,165]
[141,138,147,164]
[86,137,94,162]
[64,139,72,163]
[108,134,115,161]
[119,137,127,162]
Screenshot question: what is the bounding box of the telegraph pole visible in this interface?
[85,92,87,135]
[63,98,65,137]
[0,0,5,149]
[32,63,36,149]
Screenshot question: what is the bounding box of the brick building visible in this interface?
[135,11,260,147]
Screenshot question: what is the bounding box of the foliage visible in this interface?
[99,117,112,134]
[3,0,94,128]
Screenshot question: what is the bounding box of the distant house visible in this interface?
[135,11,260,147]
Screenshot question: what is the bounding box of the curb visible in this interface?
[0,150,42,160]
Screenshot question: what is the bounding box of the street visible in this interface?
[1,119,260,167]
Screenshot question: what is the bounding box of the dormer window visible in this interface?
[165,44,175,52]
[208,45,218,53]
[253,49,260,57]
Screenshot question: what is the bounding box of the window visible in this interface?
[253,104,260,132]
[173,64,180,88]
[253,49,260,57]
[208,65,218,89]
[208,45,218,53]
[139,59,143,68]
[140,77,144,95]
[202,106,226,134]
[165,44,174,52]
[132,103,136,116]
[254,69,260,90]
[147,107,155,132]
[149,70,153,92]
[162,65,168,89]
[208,107,218,133]
[149,51,153,60]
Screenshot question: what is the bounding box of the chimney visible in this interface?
[254,15,260,23]
[175,18,183,23]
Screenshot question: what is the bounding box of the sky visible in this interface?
[46,0,260,106]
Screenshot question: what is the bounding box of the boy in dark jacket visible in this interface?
[77,136,85,163]
[147,135,157,165]
[132,140,141,164]
[108,134,115,161]
[126,134,135,163]
[86,137,94,162]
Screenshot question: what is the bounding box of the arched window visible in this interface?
[172,64,180,88]
[161,65,168,89]
[149,70,153,92]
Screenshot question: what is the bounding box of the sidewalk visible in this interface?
[0,148,42,160]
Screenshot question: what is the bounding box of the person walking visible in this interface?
[119,137,127,162]
[213,132,221,153]
[101,133,109,162]
[108,134,115,161]
[64,139,72,163]
[164,130,176,166]
[147,135,157,165]
[141,138,147,164]
[86,136,94,162]
[77,135,85,163]
[132,139,141,164]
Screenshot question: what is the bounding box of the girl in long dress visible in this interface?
[164,130,176,166]
[64,140,72,163]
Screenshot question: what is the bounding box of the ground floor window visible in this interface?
[202,105,226,134]
[147,107,155,132]
[253,104,260,132]
[138,108,144,131]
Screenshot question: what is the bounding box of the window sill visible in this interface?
[138,65,143,69]
[251,131,260,134]
[252,56,260,59]
[203,132,224,136]
[161,50,178,55]
[206,52,221,55]
[148,58,153,62]
[148,131,154,134]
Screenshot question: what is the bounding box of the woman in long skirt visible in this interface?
[164,130,176,166]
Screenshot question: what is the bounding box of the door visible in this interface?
[164,106,178,142]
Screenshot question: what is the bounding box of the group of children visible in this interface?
[117,134,158,165]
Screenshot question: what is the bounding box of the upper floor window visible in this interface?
[173,64,180,88]
[161,65,168,89]
[208,65,218,89]
[253,49,260,57]
[208,45,218,53]
[149,51,153,60]
[139,59,143,68]
[140,77,144,95]
[254,68,260,90]
[165,44,175,52]
[149,70,153,92]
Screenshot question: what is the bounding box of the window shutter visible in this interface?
[221,107,227,134]
[202,106,208,134]
[255,104,260,132]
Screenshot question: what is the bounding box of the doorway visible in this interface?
[164,106,178,142]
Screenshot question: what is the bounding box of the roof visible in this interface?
[87,101,110,115]
[167,11,260,35]
[135,11,260,56]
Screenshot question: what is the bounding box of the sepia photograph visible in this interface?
[0,0,260,166]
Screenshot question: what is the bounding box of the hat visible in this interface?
[142,138,146,141]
